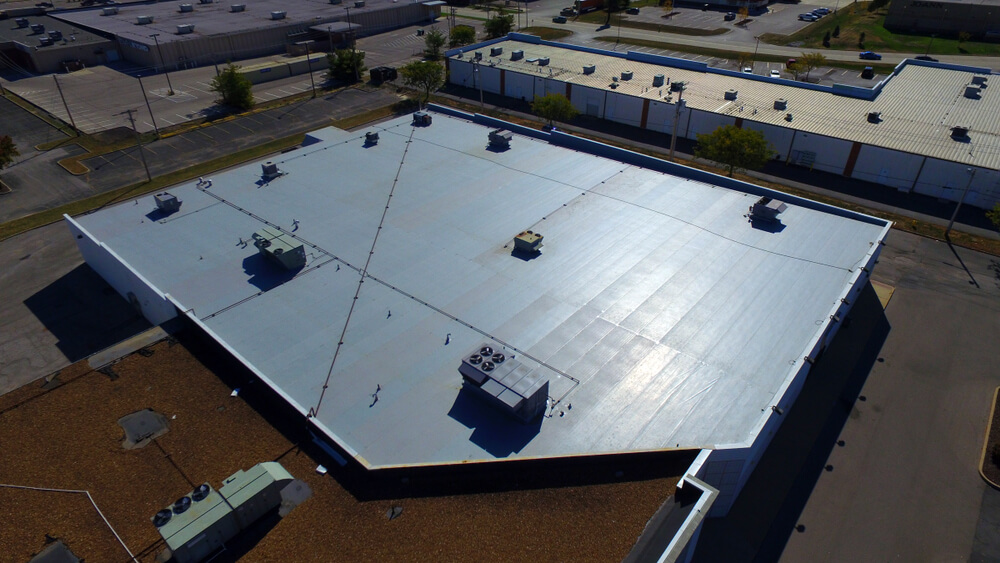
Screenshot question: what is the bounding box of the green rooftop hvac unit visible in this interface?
[252,227,306,270]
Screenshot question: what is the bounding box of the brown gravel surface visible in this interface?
[0,336,681,562]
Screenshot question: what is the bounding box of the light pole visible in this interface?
[473,59,484,109]
[669,82,685,161]
[123,109,151,182]
[137,75,160,137]
[925,34,936,56]
[751,35,761,68]
[149,33,174,95]
[945,168,976,237]
[297,40,316,97]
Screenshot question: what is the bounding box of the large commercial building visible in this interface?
[0,14,115,74]
[51,0,441,70]
[448,35,1000,210]
[885,0,1000,38]
[65,107,889,559]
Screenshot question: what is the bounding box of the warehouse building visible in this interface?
[0,14,115,73]
[448,35,1000,210]
[51,0,442,71]
[65,107,889,559]
[885,0,1000,38]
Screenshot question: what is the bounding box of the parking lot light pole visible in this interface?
[945,168,976,238]
[297,40,317,98]
[137,75,160,137]
[751,35,761,67]
[149,33,174,96]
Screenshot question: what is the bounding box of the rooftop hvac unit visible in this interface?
[867,111,881,123]
[964,84,980,99]
[365,131,379,145]
[750,196,787,223]
[951,125,969,138]
[971,75,987,86]
[137,15,154,24]
[511,49,523,60]
[774,98,787,110]
[15,18,29,28]
[785,113,793,121]
[101,6,118,15]
[154,192,182,213]
[724,89,738,101]
[488,129,512,150]
[474,51,482,60]
[355,0,365,6]
[199,0,213,4]
[412,111,432,126]
[538,57,549,66]
[30,23,45,34]
[514,230,543,253]
[38,37,53,46]
[459,343,549,423]
[621,70,633,80]
[230,3,245,11]
[582,64,595,74]
[330,0,343,4]
[261,161,279,179]
[179,3,194,12]
[270,10,286,19]
[670,80,684,92]
[176,23,195,34]
[652,74,664,87]
[48,30,62,41]
[252,227,307,270]
[490,46,503,57]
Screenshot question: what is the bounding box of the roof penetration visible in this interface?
[70,111,888,469]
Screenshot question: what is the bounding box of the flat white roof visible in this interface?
[71,110,889,468]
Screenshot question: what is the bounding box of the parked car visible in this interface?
[770,69,781,78]
[724,11,736,20]
[915,55,938,62]
[553,15,567,23]
[560,7,577,16]
[859,51,882,60]
[810,9,824,17]
[786,58,797,67]
[861,66,874,79]
[743,66,753,74]
[814,7,830,14]
[798,13,818,21]
[626,6,639,14]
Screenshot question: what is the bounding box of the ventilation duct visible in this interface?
[261,161,279,179]
[971,75,987,86]
[774,98,787,110]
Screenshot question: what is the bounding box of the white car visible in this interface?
[769,69,781,78]
[743,66,753,73]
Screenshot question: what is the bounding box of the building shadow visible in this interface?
[693,282,890,562]
[447,386,542,458]
[749,218,786,233]
[242,253,301,292]
[22,263,151,362]
[510,248,541,261]
[207,509,281,563]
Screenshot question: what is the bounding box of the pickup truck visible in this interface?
[574,0,602,14]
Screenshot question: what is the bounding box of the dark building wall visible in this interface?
[884,0,1000,36]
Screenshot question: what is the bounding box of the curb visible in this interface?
[978,386,1000,490]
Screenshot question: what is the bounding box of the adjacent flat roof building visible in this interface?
[0,14,115,73]
[51,0,440,69]
[448,35,1000,210]
[66,107,888,555]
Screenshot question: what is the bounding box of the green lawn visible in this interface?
[759,2,1000,56]
[575,10,727,36]
[521,26,573,41]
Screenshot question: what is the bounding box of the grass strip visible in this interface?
[575,11,727,36]
[522,27,574,41]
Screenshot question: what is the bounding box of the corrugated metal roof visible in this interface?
[73,112,888,468]
[460,40,1000,169]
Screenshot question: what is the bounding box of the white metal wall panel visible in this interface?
[450,59,475,88]
[481,65,501,94]
[504,71,533,101]
[604,91,644,128]
[852,145,925,190]
[571,84,605,118]
[686,109,736,138]
[742,122,795,159]
[914,161,1000,206]
[789,132,853,174]
[645,99,675,134]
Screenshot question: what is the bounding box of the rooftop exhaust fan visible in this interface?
[191,484,211,501]
[514,230,543,254]
[261,161,280,179]
[152,509,173,527]
[172,496,192,515]
[488,129,512,150]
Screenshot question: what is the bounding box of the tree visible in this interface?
[484,10,514,38]
[531,93,578,126]
[987,203,1000,232]
[0,135,19,171]
[210,63,254,110]
[450,25,476,47]
[604,0,629,25]
[858,31,866,48]
[738,5,748,21]
[694,125,773,177]
[823,30,831,47]
[736,52,753,70]
[399,60,445,106]
[327,49,366,84]
[833,24,840,38]
[959,31,971,51]
[661,0,673,18]
[799,52,827,81]
[787,61,804,80]
[424,28,446,60]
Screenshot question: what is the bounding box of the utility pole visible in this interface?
[137,75,160,138]
[346,7,359,82]
[945,168,976,237]
[52,75,79,136]
[473,59,484,109]
[668,82,685,161]
[123,109,152,182]
[297,40,317,97]
[150,33,174,95]
[751,35,761,68]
